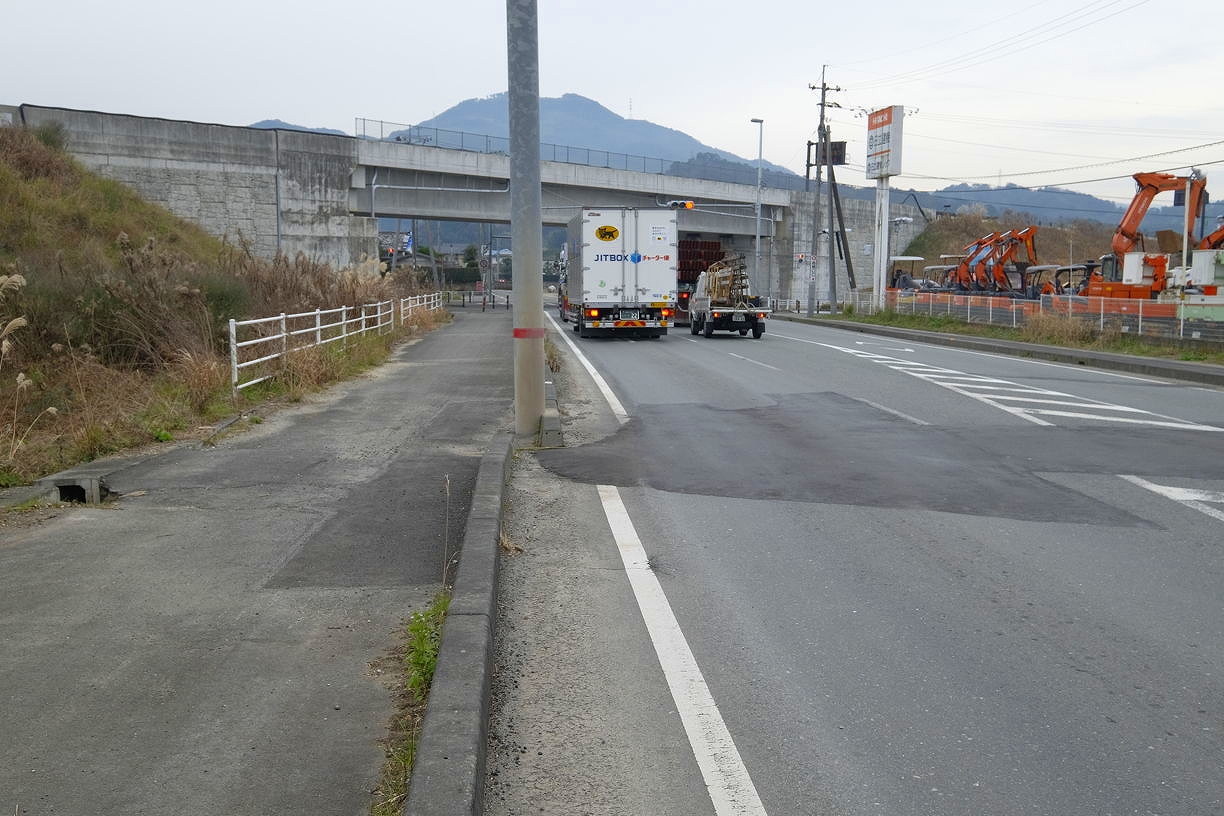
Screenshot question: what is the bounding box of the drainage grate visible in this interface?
[38,475,111,504]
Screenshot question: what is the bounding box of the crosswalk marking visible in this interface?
[791,338,1224,431]
[1120,475,1224,523]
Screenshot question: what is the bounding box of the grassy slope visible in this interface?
[1,125,440,486]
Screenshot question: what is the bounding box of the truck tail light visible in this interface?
[661,308,673,318]
[712,311,722,319]
[757,312,766,319]
[585,308,599,318]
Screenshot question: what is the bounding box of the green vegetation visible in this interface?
[0,124,448,486]
[372,592,452,816]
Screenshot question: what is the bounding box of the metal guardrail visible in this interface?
[847,291,1224,345]
[354,118,769,187]
[441,290,512,310]
[227,293,442,393]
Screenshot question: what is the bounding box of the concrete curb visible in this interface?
[771,314,1224,388]
[404,430,514,816]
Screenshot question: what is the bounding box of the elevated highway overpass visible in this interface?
[3,104,922,302]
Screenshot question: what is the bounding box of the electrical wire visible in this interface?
[851,0,1150,90]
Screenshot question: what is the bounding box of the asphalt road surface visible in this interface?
[487,318,1224,816]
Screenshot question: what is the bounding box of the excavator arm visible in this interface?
[985,226,1039,291]
[1199,222,1224,250]
[1112,171,1206,257]
[953,232,1000,290]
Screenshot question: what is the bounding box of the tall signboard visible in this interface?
[866,105,904,308]
[866,106,903,179]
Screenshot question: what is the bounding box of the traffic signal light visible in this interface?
[667,200,694,209]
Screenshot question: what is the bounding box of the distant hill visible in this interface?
[249,119,347,136]
[394,93,1224,233]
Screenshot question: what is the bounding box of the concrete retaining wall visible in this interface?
[10,105,376,268]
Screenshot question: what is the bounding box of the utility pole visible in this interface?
[506,0,545,436]
[806,66,840,317]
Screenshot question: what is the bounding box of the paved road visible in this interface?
[487,319,1224,815]
[0,308,513,816]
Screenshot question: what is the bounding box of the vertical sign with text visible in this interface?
[865,105,904,179]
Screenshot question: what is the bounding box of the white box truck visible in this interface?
[560,208,677,338]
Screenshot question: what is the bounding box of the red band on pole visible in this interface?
[512,327,546,339]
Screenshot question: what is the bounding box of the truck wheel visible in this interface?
[739,328,748,336]
[752,325,764,339]
[560,307,568,323]
[689,318,699,335]
[573,320,580,333]
[703,319,714,338]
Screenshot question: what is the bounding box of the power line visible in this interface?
[852,0,1150,90]
[898,156,1224,191]
[908,138,1224,181]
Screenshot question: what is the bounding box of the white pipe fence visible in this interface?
[845,291,1224,344]
[228,293,442,393]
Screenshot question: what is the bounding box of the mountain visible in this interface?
[249,119,347,136]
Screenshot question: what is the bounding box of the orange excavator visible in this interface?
[948,232,1001,290]
[1199,219,1224,250]
[1085,171,1207,298]
[980,226,1039,293]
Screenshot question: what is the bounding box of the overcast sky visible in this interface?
[5,0,1219,208]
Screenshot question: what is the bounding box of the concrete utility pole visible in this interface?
[751,118,764,302]
[506,0,545,436]
[806,67,840,317]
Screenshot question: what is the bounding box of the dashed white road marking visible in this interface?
[851,398,931,425]
[597,485,769,816]
[1119,475,1224,523]
[728,353,781,371]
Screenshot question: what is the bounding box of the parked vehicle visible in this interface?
[561,208,677,338]
[688,254,770,339]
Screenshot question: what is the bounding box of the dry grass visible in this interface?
[543,336,562,373]
[0,126,452,486]
[1018,312,1099,345]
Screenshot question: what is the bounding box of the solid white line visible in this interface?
[728,353,781,371]
[545,311,629,425]
[1119,475,1224,523]
[597,485,769,816]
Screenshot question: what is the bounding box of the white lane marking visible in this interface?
[728,353,781,371]
[943,346,1176,384]
[987,396,1147,412]
[1119,475,1224,523]
[852,398,930,425]
[775,330,1176,384]
[545,311,629,425]
[597,485,769,816]
[1032,411,1224,430]
[774,332,1223,430]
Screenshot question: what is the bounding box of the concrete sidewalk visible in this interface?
[0,308,514,816]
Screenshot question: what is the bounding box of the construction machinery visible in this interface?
[1088,171,1210,299]
[946,232,1001,291]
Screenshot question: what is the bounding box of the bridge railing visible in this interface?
[353,118,768,187]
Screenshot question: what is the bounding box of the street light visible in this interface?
[890,215,913,258]
[751,118,764,301]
